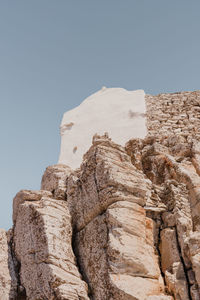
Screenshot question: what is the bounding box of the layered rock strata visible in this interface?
[12,189,89,300]
[1,88,200,299]
[0,229,18,300]
[1,133,200,299]
[66,135,172,300]
[126,134,200,299]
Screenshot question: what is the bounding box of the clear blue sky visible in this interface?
[0,1,200,229]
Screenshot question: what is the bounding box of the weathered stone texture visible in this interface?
[13,190,89,300]
[41,164,71,199]
[68,134,171,300]
[0,228,18,300]
[126,134,200,299]
[146,91,200,141]
[1,90,200,300]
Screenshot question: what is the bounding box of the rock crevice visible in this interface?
[126,134,200,299]
[1,89,200,299]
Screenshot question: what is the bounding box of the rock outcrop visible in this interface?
[0,229,18,300]
[13,189,89,300]
[126,134,200,299]
[1,89,200,299]
[67,135,170,300]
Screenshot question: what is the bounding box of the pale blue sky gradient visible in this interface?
[0,1,200,229]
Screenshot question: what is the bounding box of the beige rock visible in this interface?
[125,134,200,299]
[1,89,200,300]
[147,296,173,300]
[75,214,109,300]
[12,189,53,224]
[41,164,72,199]
[160,228,189,300]
[67,134,152,232]
[107,202,160,279]
[109,274,169,300]
[13,190,89,300]
[187,232,200,290]
[4,89,200,300]
[0,228,18,300]
[71,135,169,300]
[75,205,166,300]
[190,284,200,300]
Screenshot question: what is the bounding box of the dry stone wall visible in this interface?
[1,90,200,299]
[146,91,200,141]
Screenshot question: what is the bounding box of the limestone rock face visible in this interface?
[126,134,200,299]
[0,229,18,300]
[41,164,71,199]
[13,190,89,300]
[67,135,171,300]
[1,89,200,300]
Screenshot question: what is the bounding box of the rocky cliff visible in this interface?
[1,89,200,300]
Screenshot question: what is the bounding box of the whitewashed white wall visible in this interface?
[58,87,146,169]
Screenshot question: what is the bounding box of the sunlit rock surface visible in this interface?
[1,89,200,299]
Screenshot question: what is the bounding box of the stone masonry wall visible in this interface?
[146,91,200,141]
[1,90,200,300]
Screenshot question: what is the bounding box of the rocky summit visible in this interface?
[1,88,200,300]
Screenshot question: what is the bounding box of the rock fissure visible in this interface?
[2,89,200,299]
[7,230,25,299]
[71,228,92,300]
[104,211,114,300]
[94,148,100,198]
[174,226,193,300]
[155,213,169,292]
